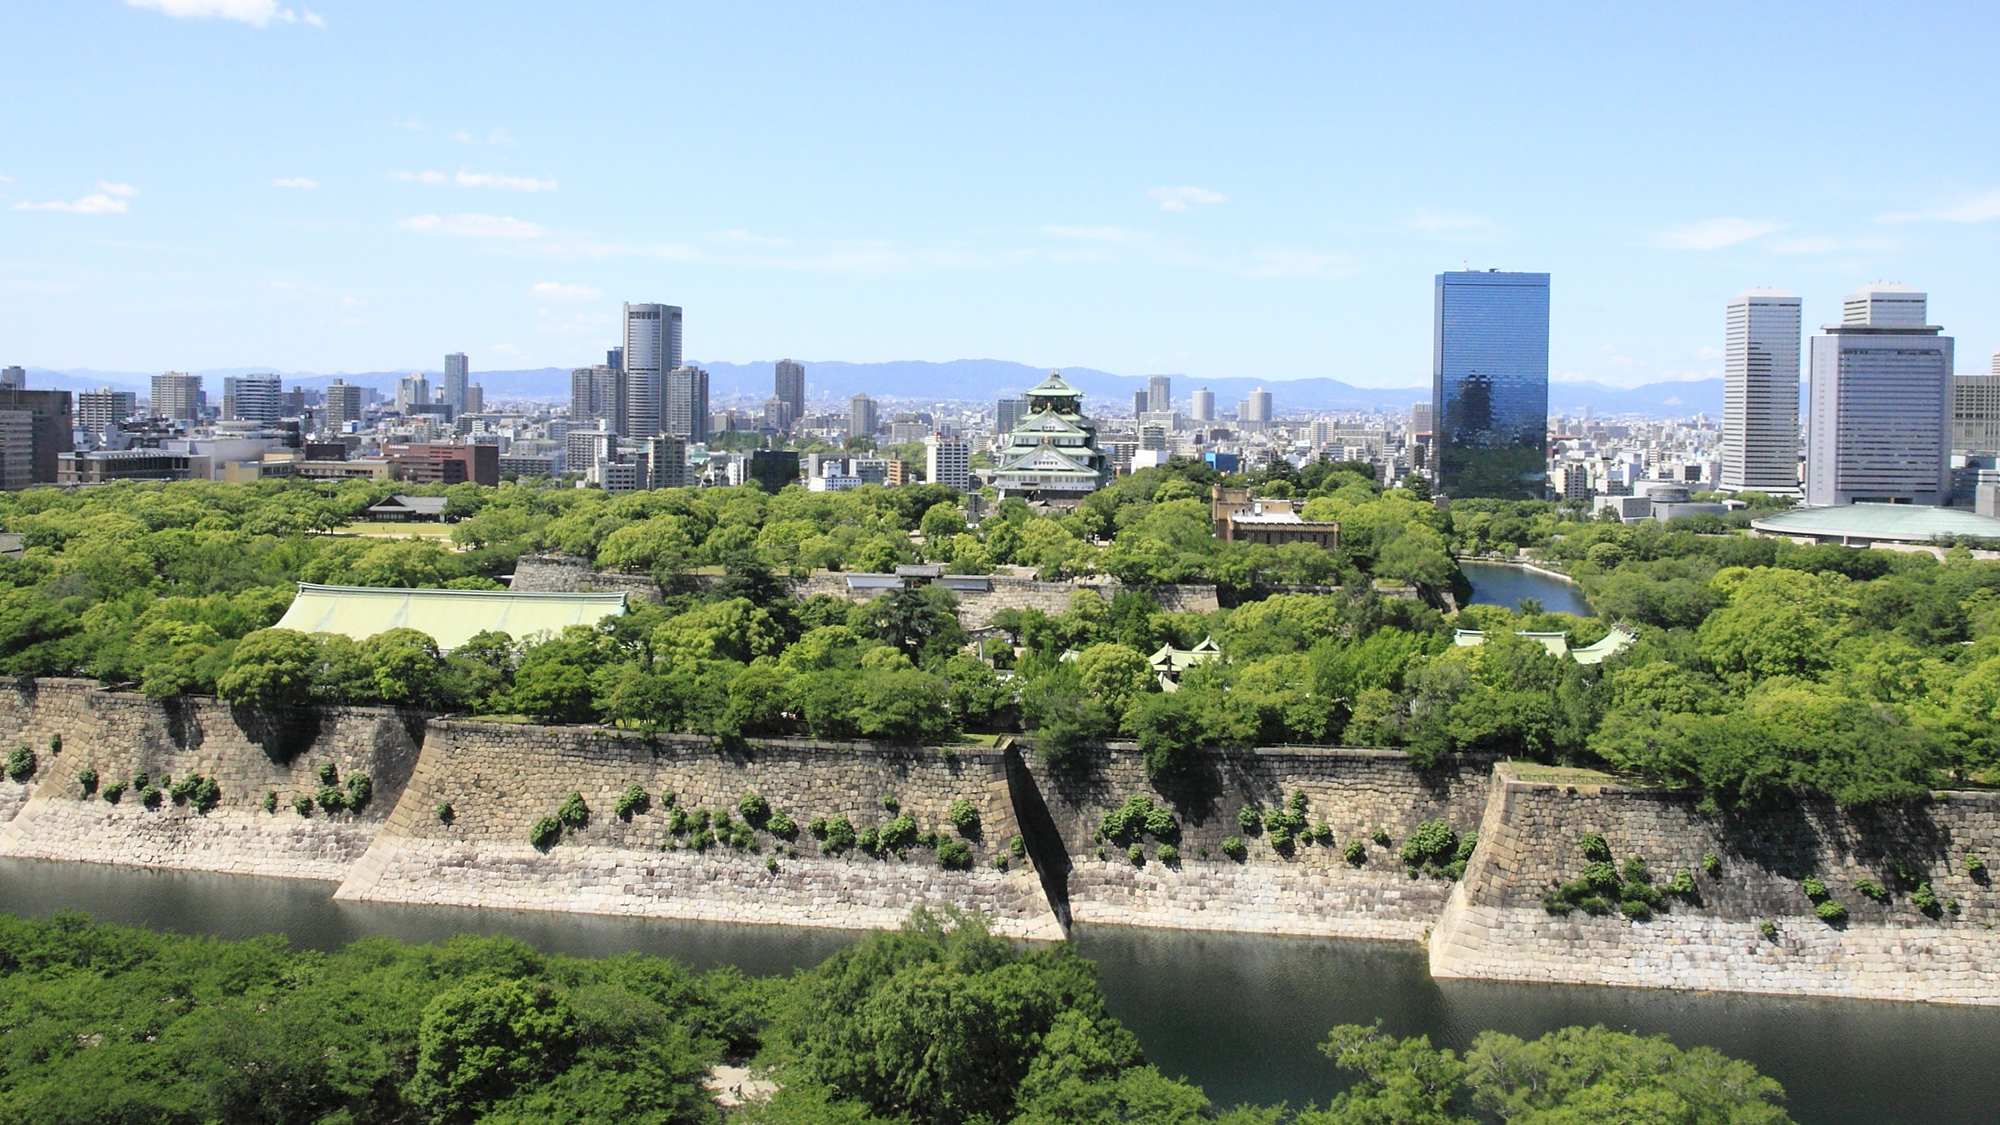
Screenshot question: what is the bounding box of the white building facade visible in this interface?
[1805,285,1953,507]
[1721,289,1802,494]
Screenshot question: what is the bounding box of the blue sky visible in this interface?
[5,1,2000,388]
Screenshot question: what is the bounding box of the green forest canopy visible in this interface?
[0,908,1795,1125]
[3,464,1998,806]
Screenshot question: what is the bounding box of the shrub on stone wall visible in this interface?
[191,776,220,813]
[1008,834,1025,859]
[435,801,454,824]
[737,791,770,827]
[1855,878,1888,902]
[937,838,972,870]
[1371,827,1391,847]
[1815,900,1848,923]
[857,827,881,856]
[1156,844,1179,864]
[1343,839,1366,865]
[6,746,34,783]
[822,815,856,854]
[615,786,650,820]
[169,775,201,803]
[767,810,798,840]
[132,771,149,793]
[1701,852,1722,875]
[316,784,348,813]
[1759,920,1778,940]
[1399,819,1457,870]
[1801,876,1827,900]
[262,790,278,813]
[293,794,312,816]
[345,774,372,811]
[1912,883,1941,917]
[317,762,338,786]
[141,785,162,809]
[1126,843,1144,865]
[947,798,979,835]
[1967,853,1987,878]
[530,816,562,849]
[557,792,589,829]
[878,813,918,853]
[1237,806,1262,834]
[1579,833,1611,862]
[76,767,97,796]
[1665,870,1697,897]
[102,781,125,804]
[1222,835,1247,861]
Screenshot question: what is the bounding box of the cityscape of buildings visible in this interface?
[3,276,1999,540]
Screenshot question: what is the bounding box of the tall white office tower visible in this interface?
[152,372,201,421]
[0,367,23,391]
[1720,289,1802,494]
[1190,387,1214,422]
[225,374,284,424]
[850,393,878,439]
[664,365,709,442]
[570,365,625,435]
[1805,284,1953,507]
[925,434,971,491]
[775,359,806,420]
[441,352,469,414]
[1147,375,1172,414]
[395,375,430,415]
[622,303,683,437]
[1244,388,1273,425]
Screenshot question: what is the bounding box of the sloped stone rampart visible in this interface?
[0,679,422,880]
[338,723,1064,939]
[1017,744,1492,939]
[1430,763,2000,1004]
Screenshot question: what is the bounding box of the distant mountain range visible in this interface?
[20,362,1726,419]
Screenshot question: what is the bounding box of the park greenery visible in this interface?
[3,460,2000,806]
[0,907,1795,1125]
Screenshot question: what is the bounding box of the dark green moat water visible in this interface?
[2,858,1997,1123]
[1460,557,1593,616]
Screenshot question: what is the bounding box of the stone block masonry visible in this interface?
[1019,744,1493,939]
[338,723,1066,939]
[0,679,422,880]
[1431,763,2000,1004]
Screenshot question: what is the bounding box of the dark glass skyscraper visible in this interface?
[1431,270,1550,499]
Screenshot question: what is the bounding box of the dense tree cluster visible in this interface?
[0,909,1794,1124]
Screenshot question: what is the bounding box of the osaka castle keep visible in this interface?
[991,371,1111,502]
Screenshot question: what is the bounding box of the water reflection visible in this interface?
[3,859,1997,1124]
[1458,558,1593,616]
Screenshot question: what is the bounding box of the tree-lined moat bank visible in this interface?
[2,678,1997,1005]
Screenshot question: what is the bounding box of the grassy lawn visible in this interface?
[331,522,456,539]
[1507,762,1632,786]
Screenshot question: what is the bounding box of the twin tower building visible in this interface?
[1724,284,1954,507]
[570,303,709,442]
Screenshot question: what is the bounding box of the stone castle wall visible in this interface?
[338,723,1064,939]
[1431,764,2000,1004]
[0,679,423,880]
[1018,744,1492,939]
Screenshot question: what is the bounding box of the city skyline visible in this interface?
[7,5,2000,388]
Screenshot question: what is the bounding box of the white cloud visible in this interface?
[1242,250,1352,279]
[1652,218,1788,250]
[273,176,318,189]
[531,282,603,302]
[1767,234,1897,254]
[1880,189,2000,224]
[399,213,545,239]
[1044,225,1151,243]
[392,170,556,191]
[13,186,132,214]
[1146,186,1227,212]
[122,0,324,26]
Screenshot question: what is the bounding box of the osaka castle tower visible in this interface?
[991,370,1111,502]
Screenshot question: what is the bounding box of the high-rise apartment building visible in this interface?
[1190,387,1215,422]
[0,367,23,390]
[664,365,709,442]
[996,398,1027,435]
[850,393,878,440]
[1243,388,1273,425]
[1720,289,1802,494]
[78,388,137,436]
[925,434,971,491]
[1805,284,1953,507]
[0,389,74,484]
[1147,375,1172,414]
[395,375,430,415]
[224,374,284,424]
[644,436,689,489]
[1431,270,1551,499]
[1411,402,1435,433]
[323,380,363,432]
[463,385,484,416]
[607,346,624,371]
[441,352,469,414]
[152,371,202,422]
[623,303,682,437]
[1132,391,1148,419]
[570,365,626,435]
[775,359,805,421]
